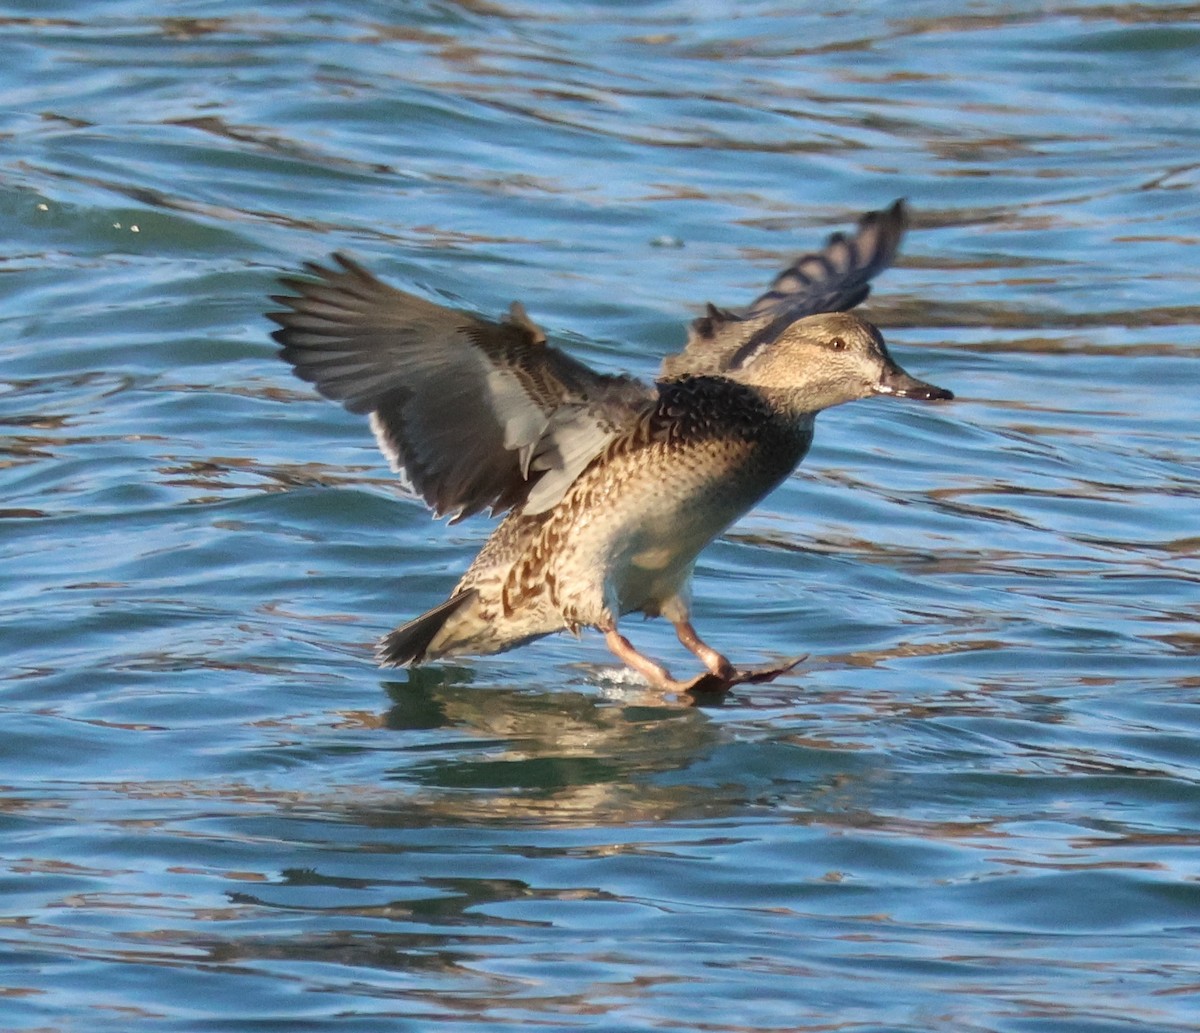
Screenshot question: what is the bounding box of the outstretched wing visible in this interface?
[661,199,908,378]
[269,254,651,521]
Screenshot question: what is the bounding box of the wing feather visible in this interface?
[271,254,651,521]
[660,200,908,378]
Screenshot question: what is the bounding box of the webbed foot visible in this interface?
[681,655,808,695]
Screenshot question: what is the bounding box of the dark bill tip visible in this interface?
[874,365,954,402]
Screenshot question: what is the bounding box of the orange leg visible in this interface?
[672,620,734,679]
[604,625,805,696]
[604,629,686,690]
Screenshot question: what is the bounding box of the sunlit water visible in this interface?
[2,2,1199,1031]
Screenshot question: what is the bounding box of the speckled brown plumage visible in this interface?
[270,200,953,692]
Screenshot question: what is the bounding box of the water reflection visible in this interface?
[377,672,733,823]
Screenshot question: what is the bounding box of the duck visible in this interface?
[269,200,952,693]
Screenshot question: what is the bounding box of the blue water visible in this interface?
[2,2,1199,1030]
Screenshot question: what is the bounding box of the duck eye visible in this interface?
[830,336,846,351]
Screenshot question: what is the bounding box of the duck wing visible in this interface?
[270,254,652,521]
[660,200,908,378]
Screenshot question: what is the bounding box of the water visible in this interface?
[2,2,1198,1030]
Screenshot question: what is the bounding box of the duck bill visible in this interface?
[873,362,953,401]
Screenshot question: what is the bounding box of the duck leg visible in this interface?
[672,618,806,692]
[603,626,724,693]
[603,629,689,691]
[672,619,734,678]
[604,626,805,695]
[673,619,808,693]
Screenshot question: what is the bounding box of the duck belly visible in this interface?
[549,436,801,624]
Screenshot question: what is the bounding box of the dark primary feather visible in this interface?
[269,254,652,521]
[660,199,908,378]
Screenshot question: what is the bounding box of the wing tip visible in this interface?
[271,252,380,300]
[331,251,371,278]
[856,197,909,251]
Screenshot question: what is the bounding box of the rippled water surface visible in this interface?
[2,2,1199,1030]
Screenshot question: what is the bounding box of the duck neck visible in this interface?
[734,383,818,470]
[747,383,827,426]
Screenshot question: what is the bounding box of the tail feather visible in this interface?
[377,591,477,667]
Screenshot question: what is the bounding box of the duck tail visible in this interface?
[376,590,478,667]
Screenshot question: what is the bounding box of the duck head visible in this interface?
[726,311,952,413]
